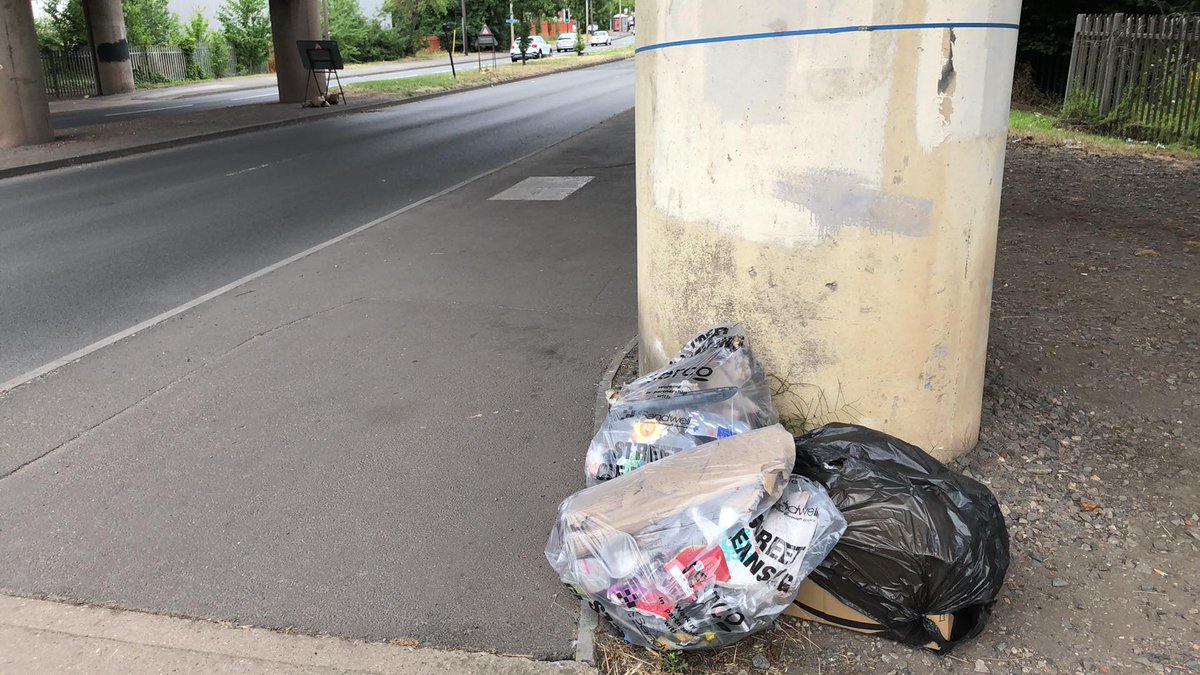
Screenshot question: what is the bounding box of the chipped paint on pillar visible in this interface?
[635,0,1021,460]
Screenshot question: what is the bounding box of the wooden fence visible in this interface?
[1064,13,1200,143]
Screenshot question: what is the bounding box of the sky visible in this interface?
[31,0,387,24]
[164,0,388,21]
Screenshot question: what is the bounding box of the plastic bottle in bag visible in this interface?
[549,426,845,650]
[585,324,776,485]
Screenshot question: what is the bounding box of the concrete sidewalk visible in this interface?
[0,112,636,666]
[0,594,591,674]
[1,49,634,178]
[46,56,457,112]
[0,590,590,667]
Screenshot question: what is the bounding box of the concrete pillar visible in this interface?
[0,0,53,147]
[269,0,322,103]
[87,0,134,95]
[636,1,1022,460]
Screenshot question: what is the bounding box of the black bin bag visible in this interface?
[792,423,1009,651]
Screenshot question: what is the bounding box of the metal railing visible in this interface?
[40,43,243,99]
[41,47,98,99]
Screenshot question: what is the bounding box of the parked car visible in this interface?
[589,30,612,46]
[510,36,553,61]
[556,32,578,52]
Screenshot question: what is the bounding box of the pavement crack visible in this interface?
[219,296,368,357]
[0,297,368,483]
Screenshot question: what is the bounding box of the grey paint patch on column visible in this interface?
[775,170,933,238]
[489,176,594,200]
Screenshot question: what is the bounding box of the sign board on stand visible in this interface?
[296,40,346,103]
[476,24,498,71]
[476,24,497,48]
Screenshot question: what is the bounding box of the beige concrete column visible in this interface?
[0,0,53,147]
[269,0,322,103]
[636,1,1022,460]
[87,0,134,95]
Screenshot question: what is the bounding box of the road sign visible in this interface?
[505,18,518,24]
[477,24,497,48]
[297,40,344,70]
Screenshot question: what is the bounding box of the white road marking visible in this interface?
[104,104,193,117]
[231,92,277,101]
[0,140,580,395]
[225,161,282,177]
[489,176,594,200]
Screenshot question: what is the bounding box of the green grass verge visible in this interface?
[347,45,634,98]
[350,63,1200,162]
[1010,109,1200,159]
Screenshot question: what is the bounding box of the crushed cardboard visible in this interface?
[784,579,953,651]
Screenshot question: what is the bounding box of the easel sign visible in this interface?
[297,39,346,103]
[476,24,498,71]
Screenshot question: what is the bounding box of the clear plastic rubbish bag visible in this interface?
[585,324,776,485]
[548,426,845,651]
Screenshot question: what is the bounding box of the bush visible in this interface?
[133,67,172,85]
[208,34,232,77]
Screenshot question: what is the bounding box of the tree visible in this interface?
[218,0,272,73]
[42,0,88,48]
[381,0,453,55]
[183,10,211,45]
[329,0,373,61]
[513,17,530,62]
[209,29,232,76]
[180,11,211,78]
[1019,0,1200,57]
[124,0,183,45]
[34,17,58,47]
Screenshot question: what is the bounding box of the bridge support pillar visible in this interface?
[269,0,323,104]
[0,0,53,147]
[88,0,135,95]
[635,0,1022,460]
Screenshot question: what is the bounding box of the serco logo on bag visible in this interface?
[653,366,713,382]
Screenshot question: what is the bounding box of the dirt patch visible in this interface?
[596,140,1200,674]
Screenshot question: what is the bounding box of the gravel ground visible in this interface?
[594,139,1200,675]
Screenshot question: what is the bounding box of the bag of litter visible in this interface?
[548,426,844,651]
[791,423,1010,651]
[585,324,776,485]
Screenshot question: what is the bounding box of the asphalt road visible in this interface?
[0,109,638,660]
[50,38,634,129]
[0,58,634,385]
